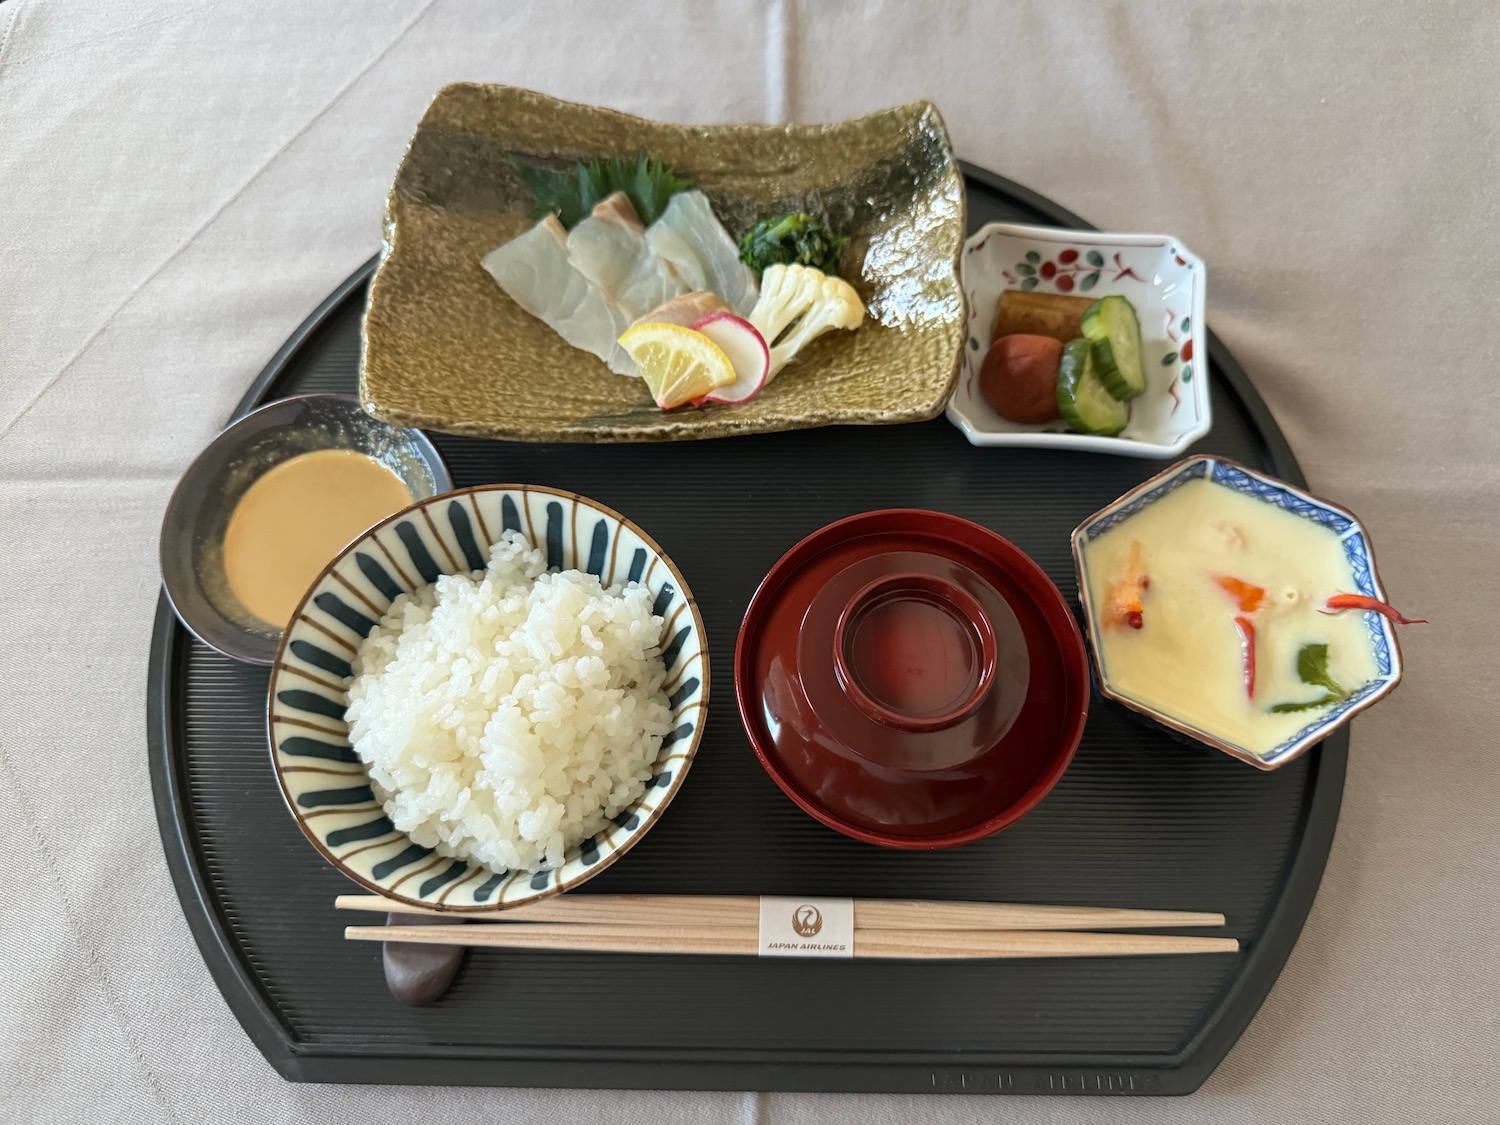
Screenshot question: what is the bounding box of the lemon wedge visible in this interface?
[618,322,736,409]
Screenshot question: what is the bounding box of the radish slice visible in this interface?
[689,312,769,404]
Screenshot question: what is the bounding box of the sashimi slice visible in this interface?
[564,205,633,372]
[631,291,729,330]
[567,193,684,321]
[566,194,641,294]
[566,193,687,373]
[645,191,759,316]
[481,216,621,365]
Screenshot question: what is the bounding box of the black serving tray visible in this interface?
[147,164,1343,1095]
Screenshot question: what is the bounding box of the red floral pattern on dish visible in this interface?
[1161,310,1194,415]
[1000,249,1144,294]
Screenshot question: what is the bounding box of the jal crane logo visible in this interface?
[791,904,823,937]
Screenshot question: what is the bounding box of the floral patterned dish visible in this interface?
[947,222,1211,457]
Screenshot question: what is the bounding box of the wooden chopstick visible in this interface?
[334,893,1226,932]
[350,922,1238,959]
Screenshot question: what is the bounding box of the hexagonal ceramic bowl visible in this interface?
[948,222,1211,457]
[1071,455,1404,769]
[266,485,707,911]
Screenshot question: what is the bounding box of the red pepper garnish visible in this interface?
[1322,594,1427,625]
[1215,575,1266,614]
[1232,615,1256,699]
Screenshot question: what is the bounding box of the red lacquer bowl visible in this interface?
[735,510,1090,849]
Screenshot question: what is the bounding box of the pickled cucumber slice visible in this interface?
[1081,295,1146,400]
[1057,337,1128,436]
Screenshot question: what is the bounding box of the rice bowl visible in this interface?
[267,484,707,911]
[347,532,673,873]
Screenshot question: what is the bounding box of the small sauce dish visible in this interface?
[159,394,451,664]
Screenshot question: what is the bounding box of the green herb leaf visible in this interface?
[1269,694,1345,714]
[1268,642,1352,713]
[615,150,694,226]
[509,150,692,229]
[1295,643,1348,698]
[737,212,849,276]
[509,157,586,226]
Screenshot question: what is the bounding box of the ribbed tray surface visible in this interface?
[153,173,1338,1091]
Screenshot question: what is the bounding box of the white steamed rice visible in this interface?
[345,531,673,873]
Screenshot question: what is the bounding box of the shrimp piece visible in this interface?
[1105,541,1150,629]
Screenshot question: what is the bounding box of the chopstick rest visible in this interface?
[382,912,467,1006]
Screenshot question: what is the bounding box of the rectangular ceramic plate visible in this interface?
[360,84,965,443]
[946,223,1210,457]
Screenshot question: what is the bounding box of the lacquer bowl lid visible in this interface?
[735,509,1090,849]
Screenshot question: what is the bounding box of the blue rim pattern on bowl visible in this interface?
[1071,455,1402,770]
[266,484,708,912]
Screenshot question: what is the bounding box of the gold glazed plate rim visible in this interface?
[359,83,966,443]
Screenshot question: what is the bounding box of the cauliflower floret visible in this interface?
[748,263,865,381]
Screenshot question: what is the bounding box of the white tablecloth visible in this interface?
[2,1,1495,1121]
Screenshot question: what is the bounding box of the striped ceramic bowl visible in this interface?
[266,485,708,912]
